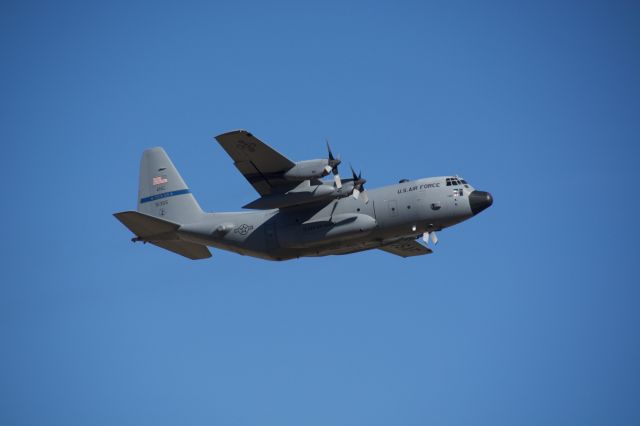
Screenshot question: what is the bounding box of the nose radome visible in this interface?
[469,191,493,215]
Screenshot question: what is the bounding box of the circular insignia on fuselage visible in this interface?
[234,224,254,235]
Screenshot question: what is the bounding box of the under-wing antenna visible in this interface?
[329,200,338,220]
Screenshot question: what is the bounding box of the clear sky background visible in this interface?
[2,0,639,425]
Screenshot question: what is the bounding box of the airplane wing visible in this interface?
[378,239,433,257]
[215,130,297,196]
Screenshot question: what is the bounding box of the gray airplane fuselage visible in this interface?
[177,177,491,260]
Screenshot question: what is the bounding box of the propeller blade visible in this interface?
[326,140,335,161]
[423,231,439,246]
[334,173,342,189]
[430,231,439,245]
[348,164,368,201]
[325,140,342,187]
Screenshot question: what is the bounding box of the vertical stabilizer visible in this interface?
[137,147,204,224]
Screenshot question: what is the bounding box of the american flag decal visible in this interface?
[153,176,168,185]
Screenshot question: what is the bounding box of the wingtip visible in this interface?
[214,129,252,141]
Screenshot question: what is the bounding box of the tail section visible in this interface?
[137,147,204,224]
[114,211,211,260]
[113,147,211,260]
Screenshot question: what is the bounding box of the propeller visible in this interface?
[423,231,439,246]
[323,141,342,188]
[350,165,368,203]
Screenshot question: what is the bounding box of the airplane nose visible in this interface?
[469,190,493,215]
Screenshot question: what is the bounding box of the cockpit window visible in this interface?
[446,176,470,187]
[446,177,462,186]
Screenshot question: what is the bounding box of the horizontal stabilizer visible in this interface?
[114,210,179,237]
[150,240,212,260]
[113,211,211,260]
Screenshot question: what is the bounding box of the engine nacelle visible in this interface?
[278,214,378,249]
[243,181,357,210]
[243,184,334,209]
[283,159,330,181]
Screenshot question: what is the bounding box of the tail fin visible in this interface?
[137,147,204,224]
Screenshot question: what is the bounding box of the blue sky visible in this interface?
[2,0,639,424]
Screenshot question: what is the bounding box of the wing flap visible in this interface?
[233,159,274,196]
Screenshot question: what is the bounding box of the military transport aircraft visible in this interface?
[114,130,493,260]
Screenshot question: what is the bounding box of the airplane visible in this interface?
[114,130,493,260]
